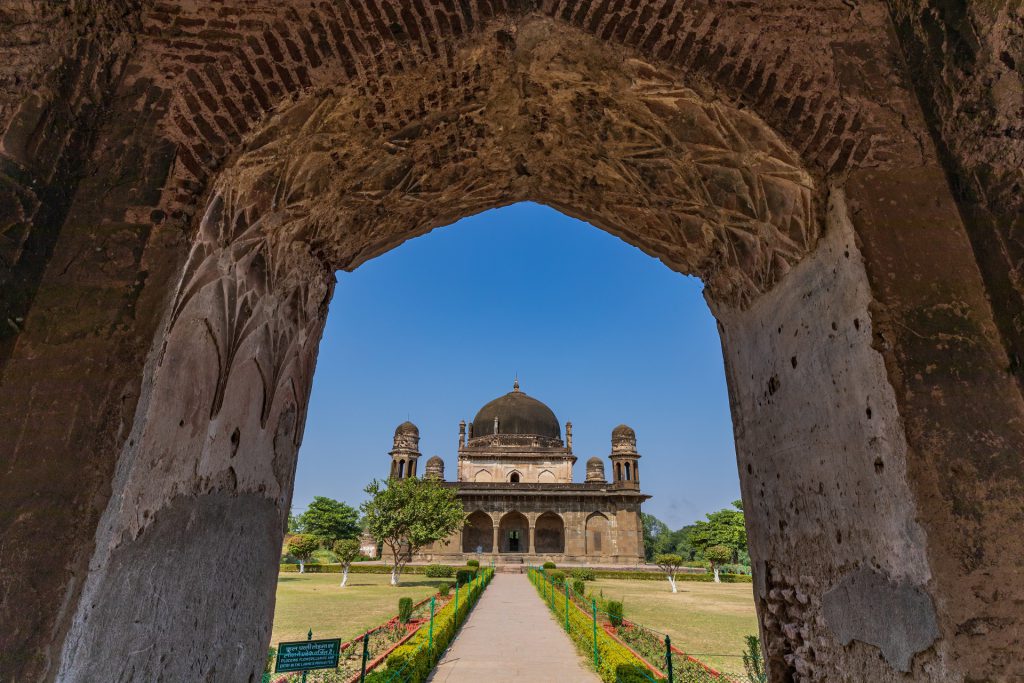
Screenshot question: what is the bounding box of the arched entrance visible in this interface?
[462,511,493,554]
[498,512,529,554]
[535,512,565,555]
[585,512,610,557]
[1,5,1020,682]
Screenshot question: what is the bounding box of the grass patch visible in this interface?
[271,572,451,646]
[589,578,757,677]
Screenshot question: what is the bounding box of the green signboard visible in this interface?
[274,637,342,673]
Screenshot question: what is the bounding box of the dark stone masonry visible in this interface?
[0,2,1021,681]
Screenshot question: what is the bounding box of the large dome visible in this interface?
[471,383,561,439]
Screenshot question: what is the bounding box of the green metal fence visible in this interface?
[527,567,742,683]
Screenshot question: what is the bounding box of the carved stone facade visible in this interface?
[404,383,647,563]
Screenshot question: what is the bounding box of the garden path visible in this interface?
[428,573,600,682]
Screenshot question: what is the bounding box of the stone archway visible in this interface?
[535,512,565,555]
[498,511,530,554]
[1,3,1022,683]
[462,511,494,554]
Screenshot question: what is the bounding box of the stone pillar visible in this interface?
[715,182,1024,681]
[528,525,536,555]
[492,524,500,555]
[52,192,334,682]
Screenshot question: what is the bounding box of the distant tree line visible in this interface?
[642,500,748,568]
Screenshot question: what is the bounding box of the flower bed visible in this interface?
[610,623,732,683]
[269,593,450,683]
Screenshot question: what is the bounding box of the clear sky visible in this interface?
[293,202,739,529]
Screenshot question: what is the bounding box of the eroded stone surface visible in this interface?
[822,567,939,673]
[59,492,282,682]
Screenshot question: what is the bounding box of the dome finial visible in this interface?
[513,374,519,392]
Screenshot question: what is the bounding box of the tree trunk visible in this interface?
[341,566,349,587]
[299,559,305,574]
[712,565,720,583]
[391,567,399,585]
[667,575,677,593]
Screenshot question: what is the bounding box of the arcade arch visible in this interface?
[535,512,566,555]
[462,511,494,554]
[498,512,530,554]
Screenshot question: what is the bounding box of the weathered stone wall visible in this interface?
[0,1,1021,681]
[887,0,1024,390]
[419,493,645,563]
[0,0,141,363]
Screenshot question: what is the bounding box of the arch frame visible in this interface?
[0,5,1019,683]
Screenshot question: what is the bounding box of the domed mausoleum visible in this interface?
[383,381,650,564]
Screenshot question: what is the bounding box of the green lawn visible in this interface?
[589,578,758,677]
[270,572,451,646]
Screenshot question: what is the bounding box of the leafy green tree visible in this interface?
[668,524,699,561]
[361,477,465,586]
[287,534,319,573]
[333,539,361,587]
[654,553,685,593]
[690,500,747,563]
[704,545,733,583]
[296,496,360,545]
[641,513,672,561]
[287,511,300,533]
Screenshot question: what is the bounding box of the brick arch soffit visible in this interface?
[173,20,822,312]
[157,6,921,427]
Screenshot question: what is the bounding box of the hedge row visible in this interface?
[527,568,658,683]
[278,563,751,583]
[591,569,752,583]
[364,567,495,682]
[279,563,465,575]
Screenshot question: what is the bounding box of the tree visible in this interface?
[669,524,700,561]
[333,539,361,587]
[654,553,685,593]
[361,477,464,586]
[287,511,300,533]
[641,513,672,562]
[704,545,732,583]
[287,534,319,574]
[296,496,360,545]
[690,500,747,563]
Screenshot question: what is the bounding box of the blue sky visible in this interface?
[293,202,739,529]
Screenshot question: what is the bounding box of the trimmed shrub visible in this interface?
[570,568,596,581]
[571,578,586,596]
[398,597,413,624]
[606,600,624,627]
[438,582,451,597]
[526,569,659,683]
[466,559,480,568]
[615,664,657,682]
[455,568,477,586]
[365,568,495,682]
[547,570,566,587]
[424,564,454,578]
[542,561,557,569]
[265,646,276,673]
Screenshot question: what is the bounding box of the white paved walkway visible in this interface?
[428,573,600,682]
